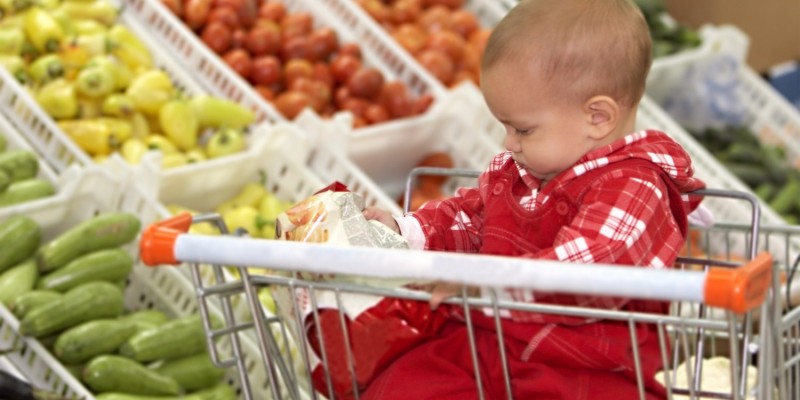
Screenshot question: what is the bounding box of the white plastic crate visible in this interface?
[0,0,262,175]
[124,0,446,131]
[0,164,269,400]
[312,83,503,201]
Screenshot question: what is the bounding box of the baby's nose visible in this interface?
[504,133,521,153]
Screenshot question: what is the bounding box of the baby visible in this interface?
[363,0,706,398]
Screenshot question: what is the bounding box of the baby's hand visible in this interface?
[362,206,400,234]
[427,283,481,310]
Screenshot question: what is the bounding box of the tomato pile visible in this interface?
[356,0,491,87]
[162,0,434,127]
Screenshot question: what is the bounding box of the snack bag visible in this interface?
[272,183,448,400]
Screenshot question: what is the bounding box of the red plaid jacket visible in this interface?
[402,130,706,323]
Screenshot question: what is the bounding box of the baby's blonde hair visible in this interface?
[482,0,652,108]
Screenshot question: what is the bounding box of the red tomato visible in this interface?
[416,50,454,85]
[340,97,369,118]
[390,0,421,24]
[184,0,213,31]
[353,116,368,128]
[212,0,242,9]
[417,5,452,33]
[347,67,384,100]
[468,28,492,57]
[364,103,390,124]
[207,6,239,29]
[337,43,362,60]
[449,9,479,38]
[459,45,479,74]
[231,28,247,48]
[358,0,391,24]
[280,13,313,42]
[423,0,464,9]
[426,30,465,63]
[281,36,314,61]
[258,1,286,22]
[254,85,276,101]
[308,28,338,62]
[312,62,334,90]
[161,0,182,17]
[391,24,428,55]
[283,58,314,86]
[251,55,282,86]
[246,25,281,56]
[290,77,331,113]
[201,22,232,54]
[379,81,413,118]
[223,48,253,79]
[329,54,362,84]
[412,93,434,115]
[274,90,312,119]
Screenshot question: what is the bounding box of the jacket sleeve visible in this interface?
[407,173,491,253]
[509,172,686,320]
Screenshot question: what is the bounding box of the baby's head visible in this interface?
[480,0,652,182]
[483,0,651,110]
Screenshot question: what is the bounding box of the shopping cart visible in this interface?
[140,168,778,400]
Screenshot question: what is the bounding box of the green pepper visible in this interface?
[86,55,131,90]
[55,0,118,27]
[158,100,199,151]
[75,64,115,98]
[35,78,78,119]
[0,54,30,84]
[0,28,24,55]
[206,128,245,159]
[107,24,152,71]
[28,53,64,84]
[189,95,256,129]
[23,6,63,53]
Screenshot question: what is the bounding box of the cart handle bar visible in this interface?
[141,213,773,314]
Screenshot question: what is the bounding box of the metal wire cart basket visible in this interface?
[139,168,795,400]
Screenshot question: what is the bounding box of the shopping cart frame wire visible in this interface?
[140,215,773,314]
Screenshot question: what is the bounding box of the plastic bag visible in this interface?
[272,183,447,400]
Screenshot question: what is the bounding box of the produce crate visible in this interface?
[0,0,263,175]
[124,0,444,130]
[310,83,503,201]
[0,164,269,400]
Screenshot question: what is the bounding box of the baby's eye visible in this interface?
[514,127,533,135]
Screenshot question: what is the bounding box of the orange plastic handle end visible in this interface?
[139,212,193,267]
[704,252,773,313]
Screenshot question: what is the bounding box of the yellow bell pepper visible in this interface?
[76,96,103,119]
[189,95,256,129]
[35,78,78,119]
[126,112,149,139]
[107,24,152,70]
[102,93,135,118]
[222,206,260,236]
[73,19,108,35]
[58,117,132,155]
[75,64,115,98]
[87,55,131,90]
[126,69,173,116]
[216,183,268,214]
[23,7,63,53]
[159,99,199,151]
[27,53,64,84]
[161,152,187,169]
[206,128,246,159]
[92,153,108,164]
[145,134,178,154]
[0,54,30,84]
[0,28,24,55]
[55,0,118,26]
[185,148,206,164]
[120,137,147,164]
[58,40,90,79]
[0,0,32,15]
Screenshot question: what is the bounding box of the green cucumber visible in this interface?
[153,353,225,391]
[37,212,141,272]
[0,134,6,152]
[120,315,209,362]
[0,179,55,207]
[722,162,769,188]
[55,319,138,364]
[20,281,125,338]
[83,355,181,396]
[754,182,777,202]
[37,248,133,292]
[118,310,169,334]
[770,179,800,215]
[0,150,38,182]
[193,383,237,400]
[96,395,202,400]
[0,215,40,273]
[0,170,9,192]
[0,259,38,306]
[9,290,61,318]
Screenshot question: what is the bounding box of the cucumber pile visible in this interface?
[691,126,800,223]
[634,0,702,58]
[0,134,55,207]
[0,212,236,399]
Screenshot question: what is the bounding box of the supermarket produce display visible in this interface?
[0,0,799,399]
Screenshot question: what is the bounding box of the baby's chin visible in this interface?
[513,159,546,179]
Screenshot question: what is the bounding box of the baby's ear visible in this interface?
[584,96,619,139]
